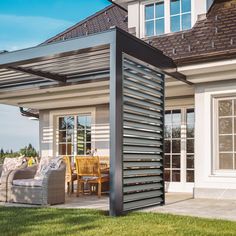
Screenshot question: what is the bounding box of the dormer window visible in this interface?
[170,0,191,32]
[145,1,165,37]
[143,0,192,38]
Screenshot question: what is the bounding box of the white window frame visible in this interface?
[144,1,165,37]
[140,0,194,38]
[170,0,191,32]
[213,96,236,174]
[49,107,96,158]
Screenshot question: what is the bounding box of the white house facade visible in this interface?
[0,0,236,206]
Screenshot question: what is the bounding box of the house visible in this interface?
[0,0,236,215]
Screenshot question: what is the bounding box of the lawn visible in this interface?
[0,207,236,236]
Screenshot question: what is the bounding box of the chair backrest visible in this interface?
[63,156,73,182]
[75,156,100,177]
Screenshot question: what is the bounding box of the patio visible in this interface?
[2,193,236,221]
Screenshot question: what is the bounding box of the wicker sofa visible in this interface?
[0,164,7,202]
[7,163,66,205]
[0,162,27,202]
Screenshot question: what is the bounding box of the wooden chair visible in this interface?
[63,156,77,195]
[75,156,109,198]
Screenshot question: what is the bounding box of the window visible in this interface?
[145,1,165,37]
[57,114,92,159]
[216,98,236,170]
[186,108,194,182]
[164,110,181,182]
[170,0,191,32]
[164,108,195,183]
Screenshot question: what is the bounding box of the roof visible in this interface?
[45,0,236,66]
[44,4,128,44]
[151,0,236,65]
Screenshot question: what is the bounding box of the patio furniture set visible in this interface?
[0,155,109,206]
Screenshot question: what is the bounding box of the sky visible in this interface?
[0,0,110,151]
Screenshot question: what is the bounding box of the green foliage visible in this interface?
[0,208,236,236]
[19,143,38,157]
[0,144,38,164]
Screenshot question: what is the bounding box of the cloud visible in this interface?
[0,14,74,50]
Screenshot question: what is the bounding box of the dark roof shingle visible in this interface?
[44,4,128,44]
[45,0,236,65]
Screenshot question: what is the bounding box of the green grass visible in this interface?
[0,207,236,236]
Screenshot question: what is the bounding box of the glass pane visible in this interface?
[187,109,194,122]
[172,155,181,168]
[234,99,236,115]
[186,170,194,182]
[164,169,170,182]
[164,155,170,168]
[59,117,67,130]
[165,124,171,138]
[67,143,72,155]
[165,111,171,124]
[219,100,232,116]
[86,131,91,142]
[78,143,85,155]
[170,0,180,15]
[171,15,180,32]
[172,170,180,182]
[86,143,91,155]
[219,153,233,169]
[187,109,194,138]
[86,116,92,129]
[78,116,87,129]
[187,124,194,138]
[234,118,236,133]
[66,117,74,129]
[145,21,154,36]
[145,4,154,20]
[219,118,232,134]
[182,13,191,30]
[67,129,74,142]
[187,155,194,168]
[164,140,171,153]
[172,140,181,153]
[219,135,233,152]
[156,19,164,35]
[182,0,191,12]
[156,2,164,18]
[59,131,66,142]
[187,139,194,153]
[77,130,85,143]
[172,125,181,138]
[172,110,181,124]
[59,144,66,155]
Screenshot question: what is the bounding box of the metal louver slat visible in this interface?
[121,54,165,213]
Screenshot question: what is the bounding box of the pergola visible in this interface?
[0,27,188,216]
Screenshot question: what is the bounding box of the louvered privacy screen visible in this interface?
[122,55,165,212]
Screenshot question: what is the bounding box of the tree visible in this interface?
[20,144,38,157]
[0,148,4,158]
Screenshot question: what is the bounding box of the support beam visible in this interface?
[7,66,67,84]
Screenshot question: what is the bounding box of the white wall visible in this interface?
[195,81,236,200]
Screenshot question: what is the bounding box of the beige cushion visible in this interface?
[1,157,24,179]
[34,157,63,180]
[13,179,43,187]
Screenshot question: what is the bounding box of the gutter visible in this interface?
[19,107,39,119]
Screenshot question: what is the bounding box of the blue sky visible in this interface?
[0,0,110,151]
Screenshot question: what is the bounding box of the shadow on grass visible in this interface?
[0,207,105,236]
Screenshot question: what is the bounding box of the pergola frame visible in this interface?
[0,27,186,216]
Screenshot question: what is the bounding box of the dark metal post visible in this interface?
[109,32,124,216]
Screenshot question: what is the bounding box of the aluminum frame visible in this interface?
[0,27,186,216]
